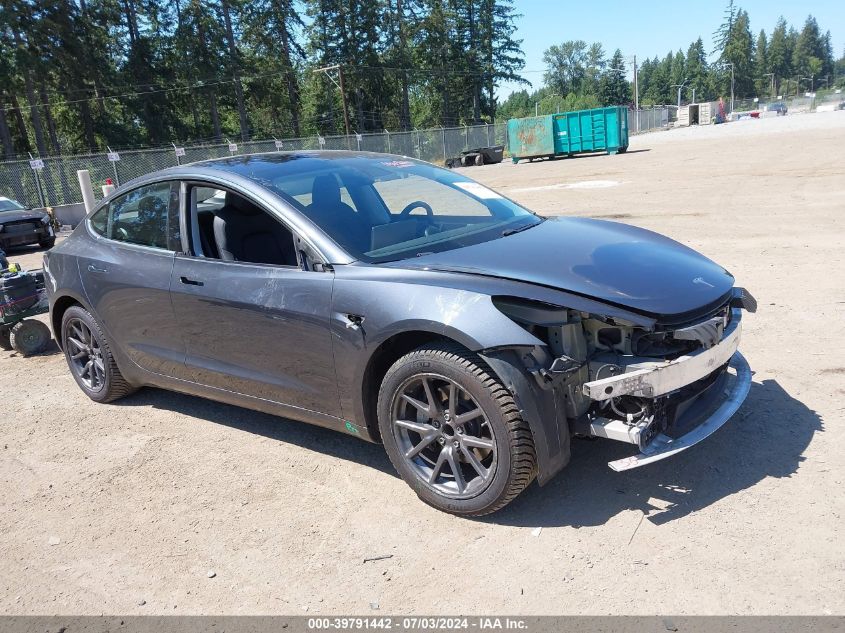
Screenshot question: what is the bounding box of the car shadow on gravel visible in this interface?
[117,388,397,476]
[486,378,822,528]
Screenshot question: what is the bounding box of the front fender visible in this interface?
[480,348,571,485]
[331,271,547,433]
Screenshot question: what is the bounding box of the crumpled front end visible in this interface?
[494,288,756,471]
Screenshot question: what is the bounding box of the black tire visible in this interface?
[39,237,56,249]
[0,326,12,351]
[10,319,51,356]
[377,342,536,516]
[61,305,136,403]
[474,153,484,166]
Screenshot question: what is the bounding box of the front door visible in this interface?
[169,184,341,418]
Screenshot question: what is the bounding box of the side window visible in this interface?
[189,186,299,268]
[90,182,178,250]
[89,205,108,236]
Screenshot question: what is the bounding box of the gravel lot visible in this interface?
[2,112,843,615]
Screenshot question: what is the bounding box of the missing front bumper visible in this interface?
[606,351,751,471]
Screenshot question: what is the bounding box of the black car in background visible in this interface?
[43,152,755,516]
[0,197,55,251]
[767,102,788,116]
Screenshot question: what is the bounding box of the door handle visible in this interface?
[179,276,204,286]
[87,264,109,274]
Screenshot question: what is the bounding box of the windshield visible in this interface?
[0,199,26,212]
[216,154,541,263]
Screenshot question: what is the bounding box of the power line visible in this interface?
[2,65,551,114]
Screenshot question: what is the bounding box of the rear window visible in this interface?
[89,182,180,250]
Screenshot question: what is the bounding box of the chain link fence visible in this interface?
[0,110,678,209]
[0,123,510,209]
[628,106,675,135]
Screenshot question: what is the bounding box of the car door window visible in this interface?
[187,186,299,267]
[89,182,179,250]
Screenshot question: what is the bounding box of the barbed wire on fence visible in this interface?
[1,109,674,209]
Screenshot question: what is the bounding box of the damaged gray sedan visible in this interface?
[44,152,755,516]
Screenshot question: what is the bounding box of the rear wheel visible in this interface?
[378,342,536,516]
[61,305,135,403]
[39,237,56,249]
[10,319,50,356]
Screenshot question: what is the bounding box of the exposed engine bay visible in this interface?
[494,291,756,461]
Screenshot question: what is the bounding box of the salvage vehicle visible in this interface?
[44,152,755,516]
[0,197,56,251]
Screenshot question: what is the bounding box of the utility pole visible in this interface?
[763,73,774,97]
[314,64,352,138]
[670,79,689,107]
[633,55,639,132]
[799,76,812,93]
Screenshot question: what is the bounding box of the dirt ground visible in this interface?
[2,112,843,615]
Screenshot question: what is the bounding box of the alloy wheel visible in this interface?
[391,374,496,498]
[65,318,106,392]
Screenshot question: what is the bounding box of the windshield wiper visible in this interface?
[502,222,539,237]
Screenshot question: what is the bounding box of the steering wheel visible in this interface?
[398,200,434,219]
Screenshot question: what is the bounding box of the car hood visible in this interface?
[387,217,735,318]
[0,210,46,223]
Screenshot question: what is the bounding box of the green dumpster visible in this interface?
[508,106,628,163]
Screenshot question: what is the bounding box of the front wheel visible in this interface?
[39,237,56,249]
[377,342,536,516]
[61,305,135,403]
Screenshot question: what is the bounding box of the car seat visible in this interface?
[213,193,297,266]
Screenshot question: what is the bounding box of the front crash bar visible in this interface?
[582,309,743,402]
[607,351,752,471]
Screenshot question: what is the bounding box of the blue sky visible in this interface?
[498,0,845,96]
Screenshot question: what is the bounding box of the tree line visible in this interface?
[0,0,525,158]
[499,4,844,120]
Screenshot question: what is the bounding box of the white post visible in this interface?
[77,169,96,213]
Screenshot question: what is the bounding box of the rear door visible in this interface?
[79,180,187,378]
[169,184,341,418]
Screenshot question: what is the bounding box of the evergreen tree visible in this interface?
[793,16,826,90]
[754,29,770,96]
[716,8,754,99]
[598,49,630,106]
[480,0,527,121]
[768,17,792,95]
[685,38,711,101]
